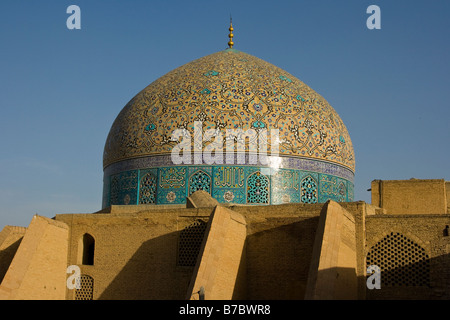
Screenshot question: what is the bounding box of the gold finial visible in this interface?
[228,16,234,49]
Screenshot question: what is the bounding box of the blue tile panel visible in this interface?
[103,164,353,207]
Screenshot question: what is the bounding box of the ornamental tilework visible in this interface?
[157,188,186,205]
[348,181,354,202]
[297,171,319,185]
[213,188,246,204]
[212,166,246,204]
[159,167,186,189]
[102,47,356,209]
[246,171,270,204]
[109,170,138,205]
[188,170,212,196]
[318,174,348,203]
[103,49,354,173]
[271,169,300,204]
[104,155,354,182]
[157,167,187,205]
[104,165,353,207]
[139,168,158,204]
[301,175,318,204]
[213,166,245,189]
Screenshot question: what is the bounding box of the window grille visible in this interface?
[366,232,430,286]
[75,274,94,300]
[177,220,207,267]
[139,173,157,204]
[247,171,269,204]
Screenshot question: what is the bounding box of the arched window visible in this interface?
[79,233,95,266]
[301,175,318,203]
[139,172,157,204]
[188,170,211,196]
[247,171,270,204]
[366,232,430,287]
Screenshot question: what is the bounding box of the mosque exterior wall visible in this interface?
[57,208,214,300]
[56,194,450,300]
[365,213,450,299]
[50,203,328,300]
[1,178,450,300]
[371,179,447,214]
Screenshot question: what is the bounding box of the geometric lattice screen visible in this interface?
[74,274,94,300]
[300,175,318,204]
[247,171,270,204]
[188,171,211,196]
[366,232,430,287]
[177,219,208,267]
[139,173,157,204]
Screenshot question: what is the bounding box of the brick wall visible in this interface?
[187,206,247,300]
[365,214,450,299]
[305,201,358,299]
[56,207,214,300]
[371,179,447,214]
[0,226,26,284]
[233,203,324,299]
[446,182,450,213]
[0,215,69,300]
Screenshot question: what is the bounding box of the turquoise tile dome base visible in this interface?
[102,155,354,207]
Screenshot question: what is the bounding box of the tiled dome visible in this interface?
[102,49,355,208]
[103,49,354,171]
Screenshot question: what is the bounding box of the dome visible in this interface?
[102,48,355,208]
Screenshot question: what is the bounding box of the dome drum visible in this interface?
[102,157,354,208]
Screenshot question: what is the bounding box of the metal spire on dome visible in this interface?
[228,16,234,49]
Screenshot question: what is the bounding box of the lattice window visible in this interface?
[366,232,430,287]
[139,173,157,204]
[177,220,207,267]
[247,171,269,204]
[301,175,318,203]
[75,274,94,300]
[188,170,211,196]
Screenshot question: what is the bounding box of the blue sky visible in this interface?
[0,0,449,227]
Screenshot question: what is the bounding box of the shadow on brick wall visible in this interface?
[365,252,450,300]
[244,217,319,300]
[0,238,23,284]
[98,230,194,300]
[98,216,320,300]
